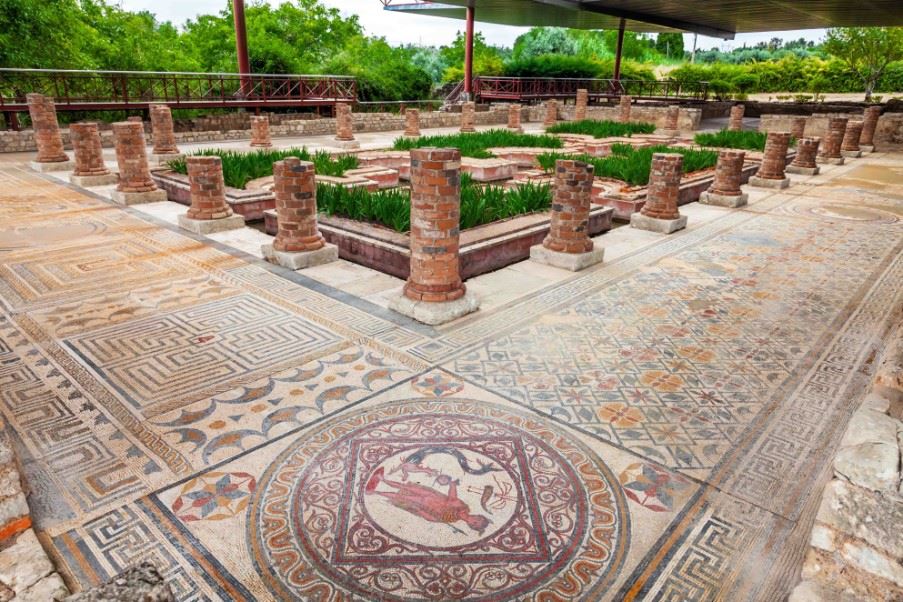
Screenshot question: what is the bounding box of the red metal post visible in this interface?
[613,18,626,85]
[233,0,252,96]
[464,5,475,99]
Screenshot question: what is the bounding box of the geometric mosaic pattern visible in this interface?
[65,294,345,416]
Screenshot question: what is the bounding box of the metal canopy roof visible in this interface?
[384,0,903,40]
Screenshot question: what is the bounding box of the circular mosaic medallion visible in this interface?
[249,399,629,601]
[780,201,900,224]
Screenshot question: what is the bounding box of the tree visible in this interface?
[824,27,903,100]
[512,27,577,59]
[0,0,95,68]
[655,33,684,60]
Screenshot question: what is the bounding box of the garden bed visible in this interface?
[392,129,563,158]
[694,129,797,151]
[545,119,656,138]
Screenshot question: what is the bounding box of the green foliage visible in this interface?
[512,28,578,60]
[168,147,358,189]
[694,129,769,151]
[502,55,654,80]
[392,129,563,158]
[537,144,718,186]
[316,174,551,233]
[546,119,656,138]
[440,31,507,83]
[824,27,903,99]
[655,33,685,60]
[320,37,432,102]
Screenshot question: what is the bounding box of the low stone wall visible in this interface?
[759,112,903,151]
[789,319,903,601]
[533,104,702,131]
[0,425,69,600]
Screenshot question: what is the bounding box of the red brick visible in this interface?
[70,122,111,176]
[250,115,272,147]
[112,122,159,193]
[755,131,790,180]
[26,93,68,163]
[186,156,233,220]
[640,153,683,220]
[728,104,745,131]
[709,150,745,196]
[149,104,179,154]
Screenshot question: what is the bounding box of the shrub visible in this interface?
[392,129,563,158]
[537,144,718,186]
[501,54,655,81]
[546,119,656,138]
[694,129,770,151]
[168,148,358,189]
[315,173,552,233]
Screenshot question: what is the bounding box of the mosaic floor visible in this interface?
[0,152,901,601]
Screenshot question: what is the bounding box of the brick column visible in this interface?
[749,131,791,188]
[630,153,687,233]
[389,148,479,324]
[149,104,180,159]
[860,106,881,150]
[69,122,117,186]
[785,137,821,176]
[530,159,604,270]
[26,93,71,170]
[700,150,748,207]
[178,156,244,233]
[507,104,522,132]
[460,101,476,133]
[817,117,847,165]
[841,120,863,157]
[728,104,745,131]
[543,100,558,127]
[111,121,166,205]
[575,89,588,121]
[262,157,338,268]
[789,117,807,140]
[404,108,421,138]
[335,103,357,144]
[619,95,632,123]
[660,105,680,136]
[250,115,272,148]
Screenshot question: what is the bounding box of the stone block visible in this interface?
[840,541,903,587]
[747,175,790,189]
[816,156,845,165]
[834,442,899,491]
[261,243,338,270]
[816,479,903,558]
[786,164,820,176]
[630,213,687,234]
[389,288,480,326]
[860,144,875,153]
[334,139,361,150]
[29,160,73,173]
[0,530,54,596]
[177,213,245,234]
[19,573,68,601]
[65,562,173,602]
[529,244,604,272]
[69,173,119,187]
[839,409,898,448]
[841,150,862,158]
[698,191,748,208]
[110,189,168,206]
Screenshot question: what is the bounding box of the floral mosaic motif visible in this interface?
[619,463,690,512]
[171,472,256,522]
[411,371,465,397]
[248,400,629,602]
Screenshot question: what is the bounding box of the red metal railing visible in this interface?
[0,69,357,114]
[472,77,708,102]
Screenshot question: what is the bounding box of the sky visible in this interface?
[117,0,827,50]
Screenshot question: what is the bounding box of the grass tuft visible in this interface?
[545,119,656,138]
[168,147,358,189]
[391,129,563,158]
[537,144,718,186]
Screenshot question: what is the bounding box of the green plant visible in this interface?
[694,129,770,151]
[537,144,718,186]
[392,129,563,159]
[545,119,656,138]
[168,147,358,189]
[315,173,552,233]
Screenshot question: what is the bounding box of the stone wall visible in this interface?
[0,425,69,600]
[789,319,903,601]
[533,104,702,131]
[760,112,903,151]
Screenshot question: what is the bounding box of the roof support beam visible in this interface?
[533,0,736,39]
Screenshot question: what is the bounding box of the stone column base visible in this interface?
[29,160,74,173]
[699,190,748,208]
[402,134,421,139]
[111,189,168,206]
[630,213,687,234]
[334,139,360,150]
[529,244,604,271]
[841,150,862,158]
[786,164,820,176]
[656,129,679,138]
[388,288,480,325]
[250,142,273,149]
[860,145,875,153]
[817,156,845,165]
[507,127,524,134]
[748,175,790,189]
[459,128,476,134]
[261,243,338,270]
[150,152,184,165]
[70,173,119,187]
[177,213,245,234]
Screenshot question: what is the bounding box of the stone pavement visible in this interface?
[0,147,901,600]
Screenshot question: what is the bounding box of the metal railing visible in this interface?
[0,69,357,114]
[472,77,709,102]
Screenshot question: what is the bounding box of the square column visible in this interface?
[543,100,558,128]
[177,156,244,234]
[507,104,523,133]
[460,102,476,133]
[619,95,632,123]
[575,89,588,121]
[110,122,167,205]
[530,159,604,271]
[389,148,479,325]
[630,153,687,233]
